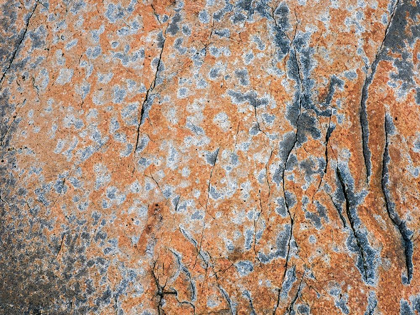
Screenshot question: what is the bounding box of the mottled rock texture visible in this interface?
[1,0,420,314]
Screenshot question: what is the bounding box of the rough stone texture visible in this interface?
[1,0,420,314]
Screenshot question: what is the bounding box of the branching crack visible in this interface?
[381,114,413,283]
[282,47,303,184]
[273,26,303,315]
[359,0,400,183]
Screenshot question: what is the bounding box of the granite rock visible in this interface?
[1,0,420,314]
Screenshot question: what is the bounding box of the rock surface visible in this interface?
[1,0,420,314]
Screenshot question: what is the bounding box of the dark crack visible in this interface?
[336,167,368,282]
[328,193,347,228]
[0,2,39,87]
[170,249,197,304]
[194,147,220,267]
[286,273,305,315]
[218,285,236,315]
[321,76,341,178]
[316,112,335,194]
[253,104,269,138]
[265,150,273,202]
[180,227,210,272]
[273,221,295,314]
[204,147,220,215]
[243,291,257,315]
[323,120,333,175]
[151,262,178,315]
[135,29,167,151]
[206,252,236,315]
[0,98,26,147]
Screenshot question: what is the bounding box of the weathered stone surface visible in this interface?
[1,0,420,314]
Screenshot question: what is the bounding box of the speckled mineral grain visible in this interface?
[1,0,420,314]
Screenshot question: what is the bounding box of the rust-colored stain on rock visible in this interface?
[1,0,420,314]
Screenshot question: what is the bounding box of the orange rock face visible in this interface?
[1,0,420,314]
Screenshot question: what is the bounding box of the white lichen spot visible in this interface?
[56,68,74,85]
